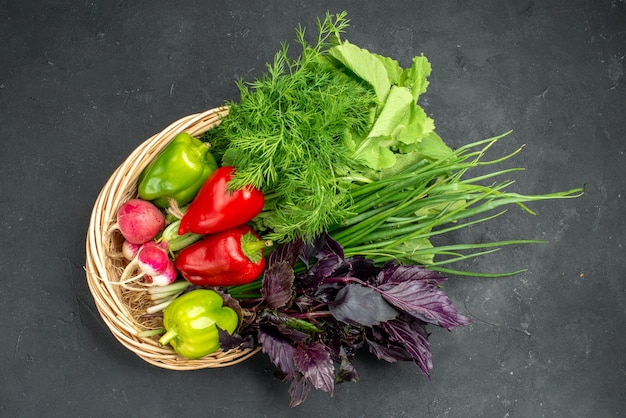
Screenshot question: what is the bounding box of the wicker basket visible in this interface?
[85,107,261,370]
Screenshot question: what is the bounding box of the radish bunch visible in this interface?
[113,199,176,287]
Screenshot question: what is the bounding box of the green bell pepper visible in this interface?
[138,132,218,208]
[158,289,239,359]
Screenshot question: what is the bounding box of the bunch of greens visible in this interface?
[206,10,581,275]
[204,11,583,406]
[205,11,448,243]
[226,236,471,407]
[222,135,581,406]
[205,13,374,242]
[331,133,583,276]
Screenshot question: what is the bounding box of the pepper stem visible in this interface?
[240,232,272,264]
[158,326,179,346]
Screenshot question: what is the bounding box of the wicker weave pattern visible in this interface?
[85,107,260,370]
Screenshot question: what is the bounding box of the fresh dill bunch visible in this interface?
[205,12,379,242]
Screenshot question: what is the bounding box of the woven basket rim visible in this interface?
[84,107,261,370]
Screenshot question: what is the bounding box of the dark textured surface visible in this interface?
[1,1,624,416]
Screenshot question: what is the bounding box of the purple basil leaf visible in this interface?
[312,282,344,304]
[319,319,365,361]
[217,326,245,351]
[380,318,433,377]
[300,235,329,267]
[378,280,472,329]
[344,256,379,280]
[377,263,448,286]
[336,346,360,384]
[258,326,297,380]
[320,234,344,259]
[310,236,345,279]
[295,269,325,291]
[293,293,318,311]
[293,342,335,395]
[268,239,305,267]
[288,372,311,408]
[237,333,258,350]
[332,255,378,280]
[297,235,349,290]
[366,337,413,363]
[329,283,398,327]
[310,253,343,282]
[262,261,295,309]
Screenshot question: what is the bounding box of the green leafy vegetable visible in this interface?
[205,12,454,243]
[206,12,378,242]
[330,133,583,275]
[231,236,471,407]
[329,43,441,171]
[327,40,391,102]
[400,55,432,101]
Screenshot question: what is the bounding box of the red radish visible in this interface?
[119,241,177,287]
[122,240,141,261]
[115,199,166,244]
[148,261,177,287]
[136,242,171,276]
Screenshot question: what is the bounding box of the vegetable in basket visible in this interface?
[178,166,264,235]
[175,224,271,287]
[114,199,166,244]
[120,240,177,286]
[158,289,239,359]
[138,132,218,208]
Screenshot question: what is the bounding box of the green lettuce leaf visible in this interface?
[398,130,453,160]
[329,44,446,172]
[328,40,391,103]
[374,53,403,85]
[399,55,432,101]
[395,102,435,146]
[350,86,412,169]
[367,85,414,138]
[394,237,435,265]
[350,87,441,170]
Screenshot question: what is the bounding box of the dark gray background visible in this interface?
[1,1,624,416]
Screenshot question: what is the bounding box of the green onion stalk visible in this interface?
[331,132,583,276]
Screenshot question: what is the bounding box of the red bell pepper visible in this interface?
[178,166,264,235]
[175,224,271,287]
